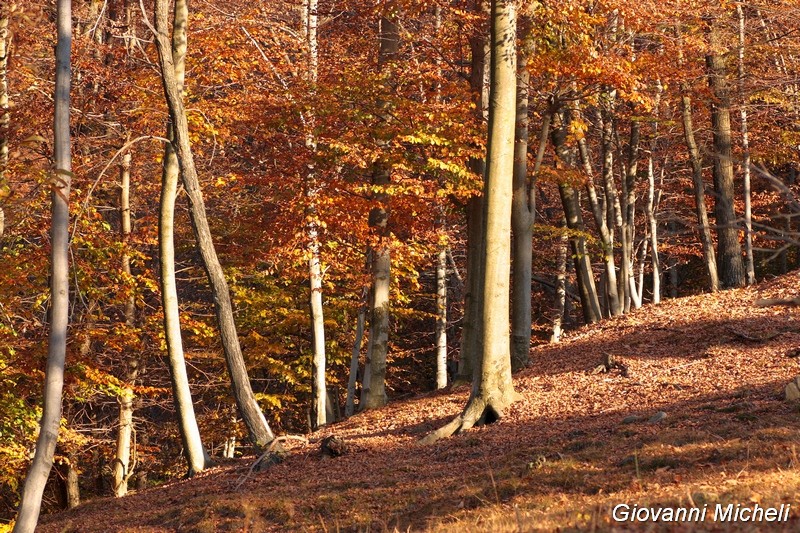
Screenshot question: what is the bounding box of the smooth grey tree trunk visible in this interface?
[422,0,519,444]
[153,0,209,475]
[598,99,624,316]
[510,28,532,371]
[457,196,483,385]
[647,82,663,304]
[362,15,399,410]
[345,290,367,417]
[13,1,72,530]
[680,91,719,292]
[575,114,618,319]
[707,25,745,289]
[150,0,275,447]
[458,1,490,385]
[552,112,602,324]
[623,116,641,309]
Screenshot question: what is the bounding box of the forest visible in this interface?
[1,0,800,530]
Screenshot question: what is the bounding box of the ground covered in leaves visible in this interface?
[39,273,800,532]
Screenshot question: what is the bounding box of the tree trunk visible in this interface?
[422,0,518,444]
[707,24,745,289]
[65,456,79,509]
[599,99,625,316]
[0,8,8,241]
[435,245,448,389]
[302,0,327,430]
[647,82,663,304]
[151,0,275,447]
[510,25,532,370]
[154,0,209,476]
[13,1,71,530]
[458,195,483,384]
[680,91,719,292]
[552,112,602,324]
[575,108,618,319]
[458,0,490,385]
[345,291,366,417]
[623,115,641,309]
[113,151,138,497]
[551,218,568,343]
[737,4,755,286]
[362,14,400,410]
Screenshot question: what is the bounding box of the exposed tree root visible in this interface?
[419,395,506,445]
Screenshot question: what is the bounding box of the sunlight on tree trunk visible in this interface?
[13,1,71,530]
[149,0,275,448]
[422,0,519,445]
[152,0,209,475]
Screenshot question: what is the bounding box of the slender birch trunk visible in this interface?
[13,1,71,530]
[302,0,327,429]
[647,82,663,303]
[551,219,568,343]
[435,245,448,389]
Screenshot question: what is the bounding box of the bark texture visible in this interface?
[707,25,745,289]
[362,14,400,410]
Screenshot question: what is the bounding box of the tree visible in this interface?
[510,14,533,370]
[152,0,209,475]
[13,0,72,529]
[147,0,275,448]
[361,12,400,410]
[422,0,518,444]
[681,90,719,293]
[303,0,328,430]
[0,5,7,241]
[706,21,745,289]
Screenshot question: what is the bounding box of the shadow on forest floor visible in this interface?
[38,277,800,532]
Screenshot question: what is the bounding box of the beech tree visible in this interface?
[13,0,72,529]
[0,6,7,240]
[151,0,209,475]
[147,0,275,447]
[422,0,518,444]
[707,21,745,289]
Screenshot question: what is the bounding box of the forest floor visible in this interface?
[39,272,800,532]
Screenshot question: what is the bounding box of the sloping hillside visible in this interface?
[38,273,800,532]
